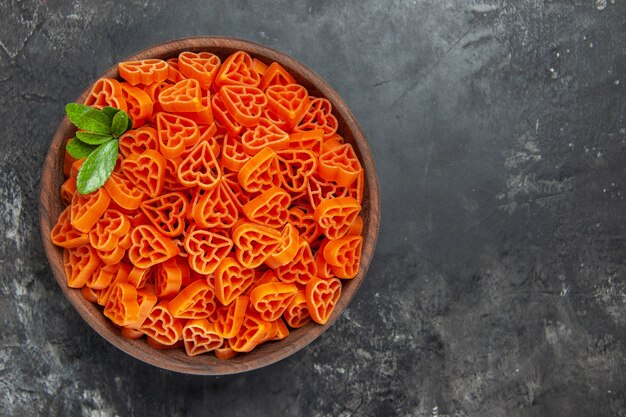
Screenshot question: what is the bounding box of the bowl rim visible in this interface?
[39,36,380,375]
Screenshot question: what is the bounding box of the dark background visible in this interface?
[1,1,625,416]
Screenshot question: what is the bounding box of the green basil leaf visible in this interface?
[101,106,121,120]
[124,115,133,132]
[65,103,112,135]
[102,106,132,133]
[66,137,97,159]
[76,139,118,194]
[75,131,114,145]
[111,111,130,137]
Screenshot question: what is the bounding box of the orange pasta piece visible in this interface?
[168,280,217,319]
[321,135,344,154]
[104,283,140,327]
[232,221,282,268]
[178,93,215,126]
[283,290,311,328]
[63,143,78,177]
[259,319,279,344]
[81,286,100,303]
[288,205,322,245]
[128,265,153,289]
[313,197,361,240]
[120,150,166,198]
[265,223,299,268]
[259,62,297,91]
[305,277,341,325]
[96,263,132,306]
[126,290,158,329]
[85,263,118,290]
[315,239,335,279]
[221,134,250,172]
[273,318,290,341]
[140,192,188,236]
[177,141,221,190]
[88,209,130,252]
[158,78,203,113]
[175,257,193,287]
[69,158,84,179]
[228,309,271,352]
[214,341,238,360]
[250,282,298,322]
[218,85,267,127]
[156,112,199,158]
[287,129,323,155]
[143,81,171,122]
[237,147,282,193]
[104,172,145,210]
[214,257,256,305]
[84,77,127,111]
[241,118,289,155]
[211,94,244,137]
[242,187,291,228]
[245,270,280,295]
[96,234,132,265]
[276,149,317,193]
[215,51,260,88]
[349,170,365,204]
[154,257,183,299]
[214,295,249,338]
[178,51,221,89]
[60,177,76,206]
[323,235,363,279]
[118,126,159,158]
[190,182,239,229]
[318,143,363,187]
[70,187,111,233]
[251,58,268,76]
[140,303,183,346]
[119,59,168,85]
[184,229,233,275]
[183,319,223,356]
[294,97,338,140]
[265,84,309,128]
[347,215,363,236]
[166,58,185,83]
[275,239,317,286]
[262,107,290,132]
[123,209,149,228]
[147,337,184,350]
[120,82,153,127]
[63,245,100,288]
[51,206,89,248]
[222,170,256,211]
[120,327,144,340]
[128,225,179,268]
[306,172,350,209]
[161,156,189,193]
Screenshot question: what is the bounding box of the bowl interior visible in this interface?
[40,37,380,375]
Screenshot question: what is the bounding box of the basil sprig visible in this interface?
[65,103,132,194]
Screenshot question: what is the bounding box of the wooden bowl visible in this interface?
[39,37,380,375]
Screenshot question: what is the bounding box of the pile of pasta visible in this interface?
[51,51,365,358]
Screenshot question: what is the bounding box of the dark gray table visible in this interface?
[1,1,624,416]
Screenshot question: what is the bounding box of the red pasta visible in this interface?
[50,49,366,359]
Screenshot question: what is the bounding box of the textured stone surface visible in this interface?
[1,0,625,416]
